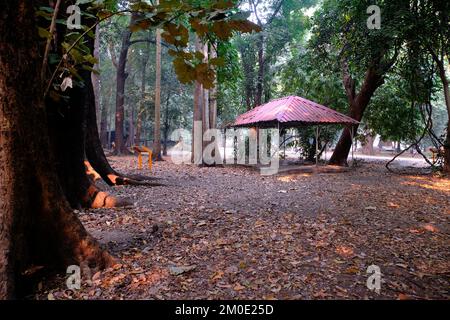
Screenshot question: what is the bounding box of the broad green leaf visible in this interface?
[38,27,52,39]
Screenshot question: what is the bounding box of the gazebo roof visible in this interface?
[231,96,359,128]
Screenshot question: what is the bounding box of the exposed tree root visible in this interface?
[85,185,133,209]
[106,174,165,186]
[126,173,162,181]
[84,161,164,187]
[47,203,117,274]
[85,160,102,182]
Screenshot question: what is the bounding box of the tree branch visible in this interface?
[250,0,262,26]
[267,0,283,25]
[41,0,62,81]
[341,57,356,102]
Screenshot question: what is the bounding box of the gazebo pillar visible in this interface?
[315,126,320,166]
[223,128,226,164]
[350,125,355,165]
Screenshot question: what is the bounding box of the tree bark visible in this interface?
[192,35,204,164]
[329,62,384,166]
[362,134,375,155]
[209,45,218,129]
[127,100,135,147]
[153,23,163,160]
[202,43,210,137]
[92,25,101,130]
[136,43,149,146]
[0,0,114,299]
[443,82,450,173]
[163,91,171,156]
[114,25,132,155]
[208,43,220,164]
[238,42,256,110]
[99,86,110,147]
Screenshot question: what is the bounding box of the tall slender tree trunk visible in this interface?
[209,45,218,129]
[99,86,110,147]
[238,43,255,110]
[92,25,101,130]
[202,43,210,137]
[0,0,114,299]
[153,19,163,160]
[114,26,132,155]
[127,101,135,147]
[162,91,171,156]
[255,33,264,107]
[208,43,220,164]
[192,35,204,164]
[136,43,149,146]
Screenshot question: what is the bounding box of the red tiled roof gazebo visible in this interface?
[231,95,359,128]
[229,96,359,165]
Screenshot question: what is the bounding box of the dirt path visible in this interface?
[37,157,449,300]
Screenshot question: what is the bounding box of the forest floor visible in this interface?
[36,156,449,300]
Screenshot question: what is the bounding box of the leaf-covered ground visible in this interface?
[36,156,449,300]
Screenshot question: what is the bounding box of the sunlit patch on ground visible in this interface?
[335,246,355,258]
[410,224,440,234]
[277,173,312,182]
[403,175,450,192]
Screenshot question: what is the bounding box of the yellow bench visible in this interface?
[133,146,153,170]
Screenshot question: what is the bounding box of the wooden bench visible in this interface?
[133,146,153,170]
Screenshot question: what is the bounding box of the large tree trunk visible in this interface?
[47,5,135,204]
[47,68,103,208]
[329,63,384,166]
[45,7,126,209]
[153,22,163,160]
[0,0,113,299]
